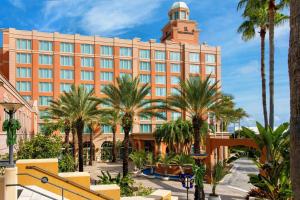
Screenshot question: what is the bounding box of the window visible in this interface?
[39,69,53,79]
[39,82,53,92]
[140,115,150,120]
[82,84,94,92]
[140,62,150,71]
[140,74,151,83]
[156,112,166,120]
[102,125,112,134]
[16,53,31,64]
[205,54,216,63]
[100,85,108,93]
[39,54,53,65]
[140,124,151,133]
[101,59,113,69]
[155,63,166,72]
[81,57,94,67]
[171,64,180,73]
[171,76,180,84]
[174,11,179,19]
[206,66,216,75]
[190,65,200,73]
[120,60,132,70]
[209,78,216,85]
[100,72,113,81]
[60,83,72,92]
[60,42,74,53]
[120,73,132,79]
[155,50,165,60]
[172,112,182,120]
[180,11,186,20]
[39,96,52,106]
[60,70,74,80]
[171,88,180,95]
[156,87,166,96]
[60,56,74,66]
[16,39,31,50]
[140,49,150,59]
[16,81,31,92]
[189,52,200,62]
[39,41,52,51]
[22,95,31,101]
[81,44,93,54]
[155,75,166,84]
[170,52,180,61]
[81,71,94,81]
[17,67,31,78]
[39,111,49,119]
[120,47,132,57]
[101,46,113,56]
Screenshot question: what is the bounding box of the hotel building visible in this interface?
[0,2,221,160]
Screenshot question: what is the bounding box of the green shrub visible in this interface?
[59,153,75,172]
[129,151,147,170]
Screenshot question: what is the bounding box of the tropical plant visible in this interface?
[129,150,147,170]
[59,153,75,172]
[94,75,166,176]
[172,153,195,166]
[192,164,206,199]
[168,76,221,200]
[158,154,175,176]
[211,162,225,197]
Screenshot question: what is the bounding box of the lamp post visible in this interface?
[180,174,194,200]
[0,102,24,167]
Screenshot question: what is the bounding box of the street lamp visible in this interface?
[0,102,24,167]
[180,174,194,200]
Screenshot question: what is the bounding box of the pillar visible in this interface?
[4,167,17,200]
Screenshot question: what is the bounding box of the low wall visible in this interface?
[0,176,4,200]
[155,164,192,176]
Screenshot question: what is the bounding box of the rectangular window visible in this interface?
[190,64,200,73]
[171,112,182,120]
[156,112,166,120]
[205,54,216,63]
[155,87,166,96]
[39,41,52,51]
[16,39,31,50]
[16,53,31,64]
[209,78,216,85]
[155,63,166,72]
[39,111,49,119]
[81,44,93,54]
[140,62,150,71]
[39,96,52,106]
[189,52,200,62]
[60,83,72,92]
[39,82,53,92]
[60,42,74,53]
[60,69,74,80]
[155,50,165,60]
[206,66,216,75]
[101,46,113,56]
[22,95,31,101]
[140,115,150,120]
[155,75,166,84]
[60,56,74,66]
[100,72,113,81]
[120,60,132,70]
[140,124,152,133]
[81,57,94,67]
[16,81,31,92]
[139,49,150,59]
[82,84,94,92]
[171,76,180,84]
[120,47,132,57]
[102,125,112,134]
[171,63,180,73]
[140,74,151,84]
[120,73,132,79]
[39,69,53,79]
[39,54,53,65]
[170,52,180,61]
[81,71,94,81]
[171,88,180,95]
[101,59,113,69]
[16,67,31,78]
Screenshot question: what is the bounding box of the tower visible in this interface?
[161,2,200,45]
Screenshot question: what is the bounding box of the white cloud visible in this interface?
[9,0,25,10]
[236,60,260,75]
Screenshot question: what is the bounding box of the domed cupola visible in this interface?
[169,2,190,20]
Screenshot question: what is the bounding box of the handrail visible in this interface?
[6,184,57,200]
[18,173,91,200]
[26,166,113,200]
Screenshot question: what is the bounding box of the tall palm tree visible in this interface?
[288,0,300,197]
[49,85,100,172]
[87,118,103,166]
[95,75,166,176]
[168,76,221,200]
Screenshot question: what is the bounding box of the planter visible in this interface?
[161,176,169,181]
[208,195,221,200]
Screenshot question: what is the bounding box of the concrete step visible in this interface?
[18,185,69,200]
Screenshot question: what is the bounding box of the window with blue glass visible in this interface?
[190,65,200,73]
[60,83,72,92]
[81,57,94,67]
[17,67,31,78]
[140,124,152,133]
[120,47,132,57]
[39,96,53,106]
[100,84,108,93]
[155,75,166,84]
[101,59,113,69]
[60,56,74,66]
[205,54,216,63]
[101,46,113,56]
[120,73,132,79]
[39,82,53,92]
[140,74,151,84]
[102,125,112,134]
[171,63,180,73]
[155,50,165,60]
[39,69,53,79]
[81,71,94,81]
[156,112,166,120]
[16,81,31,92]
[170,52,180,61]
[60,42,74,53]
[155,87,166,96]
[209,78,216,85]
[82,84,94,92]
[100,72,113,81]
[140,62,150,71]
[22,95,32,101]
[39,41,52,51]
[189,52,200,62]
[39,54,53,65]
[16,53,31,64]
[171,76,180,84]
[140,115,150,120]
[81,44,93,54]
[172,112,182,120]
[39,110,49,119]
[171,88,180,95]
[206,66,216,75]
[120,60,132,70]
[60,70,74,80]
[155,63,166,72]
[139,49,150,59]
[16,39,31,50]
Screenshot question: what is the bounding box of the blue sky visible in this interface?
[0,0,290,126]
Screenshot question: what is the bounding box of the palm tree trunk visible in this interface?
[89,131,93,166]
[123,129,130,176]
[72,128,77,162]
[289,1,300,198]
[112,126,117,162]
[269,0,276,129]
[260,28,268,128]
[76,120,85,172]
[64,128,70,152]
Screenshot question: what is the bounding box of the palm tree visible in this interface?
[95,75,166,176]
[48,85,100,172]
[288,0,300,197]
[87,118,103,166]
[168,76,221,200]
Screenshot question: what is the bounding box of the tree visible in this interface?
[288,0,300,198]
[48,85,100,172]
[168,76,221,200]
[87,118,102,166]
[95,75,165,176]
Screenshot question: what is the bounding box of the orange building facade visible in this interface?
[0,2,221,160]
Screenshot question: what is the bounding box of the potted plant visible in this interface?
[146,153,156,176]
[129,151,147,175]
[209,162,225,200]
[159,154,174,180]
